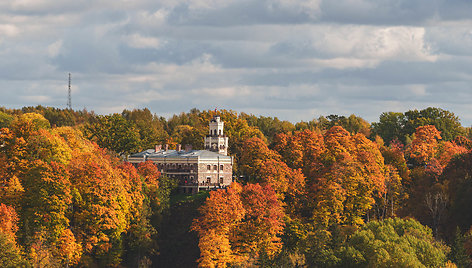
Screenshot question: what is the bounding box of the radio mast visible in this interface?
[67,73,72,110]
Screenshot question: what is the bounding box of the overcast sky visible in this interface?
[1,0,472,125]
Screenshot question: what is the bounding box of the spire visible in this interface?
[204,115,228,155]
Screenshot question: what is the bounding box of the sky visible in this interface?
[1,0,472,125]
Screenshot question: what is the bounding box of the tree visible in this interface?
[119,161,160,267]
[310,127,387,226]
[442,152,472,234]
[294,114,371,136]
[191,183,245,267]
[437,141,468,168]
[233,183,285,264]
[450,227,471,267]
[339,218,450,268]
[192,182,285,267]
[170,125,204,149]
[0,111,13,128]
[371,112,405,144]
[407,125,442,164]
[404,107,464,141]
[84,114,140,156]
[68,149,131,266]
[0,232,28,268]
[372,108,464,145]
[239,137,280,180]
[122,108,169,150]
[272,129,325,176]
[0,203,19,242]
[240,113,295,143]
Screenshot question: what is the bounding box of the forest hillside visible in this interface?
[0,106,471,267]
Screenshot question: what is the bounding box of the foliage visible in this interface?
[442,152,472,233]
[192,183,285,267]
[84,113,141,156]
[450,227,471,268]
[240,113,295,142]
[295,114,371,137]
[339,218,450,268]
[0,232,29,268]
[312,127,387,226]
[372,107,464,145]
[0,113,168,267]
[122,108,169,150]
[1,106,470,267]
[407,125,442,164]
[0,111,13,128]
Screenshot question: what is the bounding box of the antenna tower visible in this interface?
[67,73,72,110]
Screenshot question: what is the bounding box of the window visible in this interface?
[206,177,211,184]
[219,129,222,135]
[207,165,211,170]
[214,165,217,170]
[219,177,224,184]
[220,165,224,171]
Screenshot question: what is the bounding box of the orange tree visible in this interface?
[192,182,285,267]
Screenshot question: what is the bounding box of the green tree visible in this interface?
[84,114,141,156]
[371,112,404,144]
[240,113,295,143]
[122,108,169,150]
[372,108,464,145]
[450,227,470,268]
[339,218,450,268]
[0,111,13,128]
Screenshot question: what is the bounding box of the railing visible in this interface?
[164,169,195,173]
[179,182,223,187]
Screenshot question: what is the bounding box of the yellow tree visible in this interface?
[310,127,387,226]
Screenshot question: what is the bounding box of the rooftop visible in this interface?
[129,149,231,160]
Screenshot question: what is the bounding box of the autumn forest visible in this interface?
[1,106,472,267]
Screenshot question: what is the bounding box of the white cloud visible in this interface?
[47,40,63,57]
[409,84,427,96]
[21,95,52,103]
[192,86,251,98]
[124,34,163,49]
[0,24,19,37]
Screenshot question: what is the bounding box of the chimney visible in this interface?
[155,144,162,152]
[185,144,193,152]
[176,144,182,152]
[164,144,169,151]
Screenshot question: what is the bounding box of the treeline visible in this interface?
[1,106,472,267]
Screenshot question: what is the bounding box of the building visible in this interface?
[127,116,233,194]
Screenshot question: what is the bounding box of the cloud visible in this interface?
[0,0,472,126]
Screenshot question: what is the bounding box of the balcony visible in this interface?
[179,182,223,187]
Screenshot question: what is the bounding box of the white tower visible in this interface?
[204,116,228,155]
